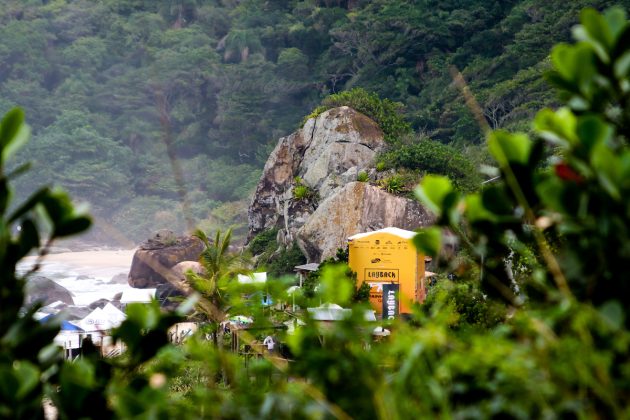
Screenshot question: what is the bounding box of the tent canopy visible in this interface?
[307,303,352,321]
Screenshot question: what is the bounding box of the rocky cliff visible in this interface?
[297,182,433,262]
[248,106,386,243]
[248,106,435,262]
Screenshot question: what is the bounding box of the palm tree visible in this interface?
[187,228,250,324]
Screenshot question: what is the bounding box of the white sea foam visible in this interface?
[18,250,136,306]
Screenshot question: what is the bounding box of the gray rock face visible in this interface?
[297,182,435,262]
[25,276,74,306]
[248,106,386,242]
[108,273,128,284]
[128,235,205,288]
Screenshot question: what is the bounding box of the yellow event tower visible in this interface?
[348,227,426,317]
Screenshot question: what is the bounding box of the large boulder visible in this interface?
[248,106,386,242]
[172,261,206,279]
[297,182,434,262]
[25,276,74,306]
[128,232,205,288]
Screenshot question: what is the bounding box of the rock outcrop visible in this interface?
[248,106,386,242]
[248,106,435,262]
[172,261,205,278]
[128,232,205,288]
[297,182,434,261]
[25,276,74,306]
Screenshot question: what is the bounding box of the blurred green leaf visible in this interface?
[488,131,532,166]
[0,108,27,163]
[413,227,442,257]
[414,175,455,215]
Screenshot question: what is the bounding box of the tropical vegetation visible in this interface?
[2,0,628,243]
[2,3,630,420]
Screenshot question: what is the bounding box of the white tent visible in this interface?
[78,305,126,332]
[102,303,126,324]
[237,272,267,284]
[77,307,110,332]
[120,288,156,304]
[307,303,352,321]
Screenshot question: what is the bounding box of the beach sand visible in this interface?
[23,249,136,267]
[21,249,137,278]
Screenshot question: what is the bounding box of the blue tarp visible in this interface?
[38,314,85,332]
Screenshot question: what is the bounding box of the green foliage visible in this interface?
[409,9,630,416]
[0,108,185,419]
[302,247,368,302]
[5,4,630,420]
[356,170,369,182]
[247,227,278,256]
[380,136,482,192]
[292,185,311,200]
[291,176,316,201]
[378,174,406,194]
[266,243,306,277]
[2,0,625,245]
[423,277,506,330]
[189,228,251,320]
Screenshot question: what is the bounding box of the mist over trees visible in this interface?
[1,0,626,243]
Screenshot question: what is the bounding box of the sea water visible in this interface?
[17,250,136,306]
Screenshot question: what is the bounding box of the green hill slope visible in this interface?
[1,0,625,243]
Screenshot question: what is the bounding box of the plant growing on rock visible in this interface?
[292,176,316,201]
[356,171,370,182]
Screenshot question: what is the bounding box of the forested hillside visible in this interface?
[1,0,626,244]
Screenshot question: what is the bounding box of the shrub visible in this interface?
[380,137,481,192]
[356,171,369,182]
[377,171,419,195]
[293,184,311,200]
[379,174,406,194]
[267,243,306,277]
[247,228,278,256]
[292,176,316,201]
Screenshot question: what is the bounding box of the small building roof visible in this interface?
[347,227,416,241]
[78,306,125,331]
[294,263,320,272]
[120,288,156,304]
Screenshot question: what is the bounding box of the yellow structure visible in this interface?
[348,227,425,316]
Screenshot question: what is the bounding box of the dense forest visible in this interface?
[1,0,627,243]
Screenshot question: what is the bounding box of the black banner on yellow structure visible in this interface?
[382,283,399,320]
